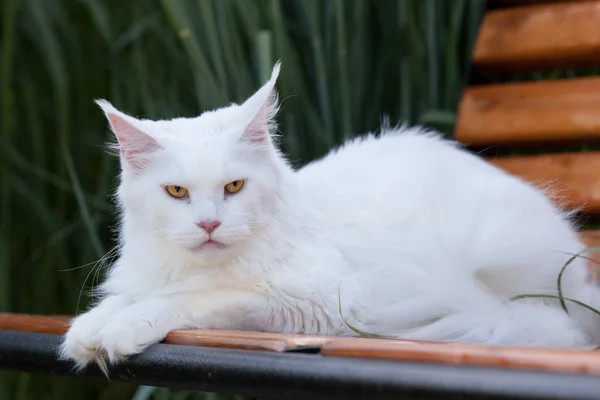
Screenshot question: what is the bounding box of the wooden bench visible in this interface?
[3,1,600,398]
[457,0,600,266]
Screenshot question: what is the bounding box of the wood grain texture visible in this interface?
[581,230,600,247]
[455,77,600,147]
[320,340,600,376]
[0,313,334,353]
[487,152,600,213]
[473,0,600,73]
[580,230,600,268]
[0,313,70,335]
[163,329,333,352]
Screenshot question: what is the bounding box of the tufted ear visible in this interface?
[96,100,161,171]
[239,62,281,146]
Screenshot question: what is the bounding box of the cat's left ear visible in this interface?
[239,62,281,146]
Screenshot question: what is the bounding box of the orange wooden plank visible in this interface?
[163,329,331,352]
[581,230,600,248]
[320,339,600,376]
[473,0,600,73]
[580,230,600,270]
[455,77,600,147]
[0,313,332,353]
[487,152,600,213]
[0,313,70,335]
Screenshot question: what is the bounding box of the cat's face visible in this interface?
[121,124,282,265]
[100,64,284,265]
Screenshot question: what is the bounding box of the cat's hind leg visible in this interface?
[367,272,591,349]
[399,299,590,349]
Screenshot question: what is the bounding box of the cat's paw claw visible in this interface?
[94,354,111,378]
[98,319,160,364]
[60,329,121,378]
[60,312,117,377]
[59,331,102,371]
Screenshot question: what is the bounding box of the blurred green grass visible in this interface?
[0,0,484,398]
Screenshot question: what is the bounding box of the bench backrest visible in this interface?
[455,0,600,257]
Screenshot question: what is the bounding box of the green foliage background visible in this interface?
[0,0,484,398]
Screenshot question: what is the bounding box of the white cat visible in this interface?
[60,62,600,372]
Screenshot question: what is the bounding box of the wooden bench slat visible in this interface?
[579,230,600,269]
[0,313,335,353]
[581,230,600,247]
[488,152,600,213]
[456,77,600,147]
[163,329,332,352]
[320,339,600,376]
[473,0,600,74]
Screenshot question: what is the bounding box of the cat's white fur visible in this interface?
[61,62,600,371]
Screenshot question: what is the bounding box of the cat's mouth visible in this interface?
[191,239,226,251]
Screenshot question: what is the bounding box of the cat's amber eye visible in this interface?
[165,185,188,199]
[224,180,245,194]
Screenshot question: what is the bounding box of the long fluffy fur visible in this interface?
[60,63,600,373]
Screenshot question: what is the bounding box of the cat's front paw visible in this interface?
[59,313,105,371]
[97,311,166,364]
[60,295,131,374]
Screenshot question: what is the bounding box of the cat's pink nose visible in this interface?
[197,220,221,235]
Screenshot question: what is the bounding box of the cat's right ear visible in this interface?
[95,100,161,171]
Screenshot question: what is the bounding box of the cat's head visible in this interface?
[98,63,289,265]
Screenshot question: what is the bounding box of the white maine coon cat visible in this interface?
[61,62,600,372]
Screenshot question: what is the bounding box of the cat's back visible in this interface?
[293,125,548,254]
[295,126,500,210]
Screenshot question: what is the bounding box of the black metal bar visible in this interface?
[2,331,600,400]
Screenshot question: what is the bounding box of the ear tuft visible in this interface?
[269,61,281,83]
[95,99,161,171]
[241,62,281,145]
